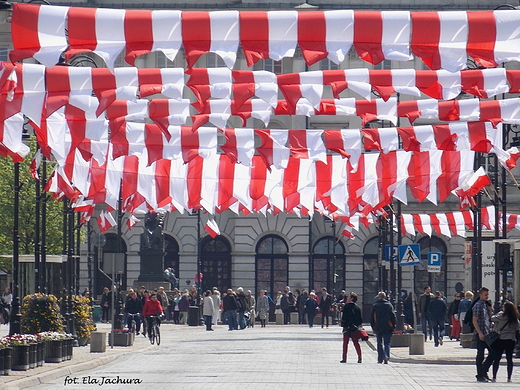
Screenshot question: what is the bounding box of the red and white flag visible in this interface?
[205,218,220,238]
[97,210,117,233]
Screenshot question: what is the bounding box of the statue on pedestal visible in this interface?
[140,213,164,251]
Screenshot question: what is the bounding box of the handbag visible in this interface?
[485,322,508,348]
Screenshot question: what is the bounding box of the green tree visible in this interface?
[0,140,64,265]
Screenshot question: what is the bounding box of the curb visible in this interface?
[3,342,156,390]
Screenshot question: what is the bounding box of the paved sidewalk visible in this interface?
[1,323,519,390]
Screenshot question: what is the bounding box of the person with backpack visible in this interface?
[370,291,396,364]
[459,291,474,334]
[473,287,496,383]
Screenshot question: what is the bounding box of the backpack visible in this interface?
[463,299,477,332]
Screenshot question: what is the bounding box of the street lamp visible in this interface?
[9,161,21,335]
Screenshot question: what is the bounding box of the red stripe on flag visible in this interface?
[411,12,442,70]
[125,10,154,66]
[467,11,497,68]
[298,11,327,66]
[240,11,269,67]
[353,11,384,65]
[182,12,211,69]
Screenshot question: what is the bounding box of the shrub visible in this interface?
[73,295,96,338]
[20,293,64,334]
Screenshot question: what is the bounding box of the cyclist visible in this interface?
[125,291,143,335]
[142,293,164,338]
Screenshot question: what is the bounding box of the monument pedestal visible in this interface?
[137,249,165,282]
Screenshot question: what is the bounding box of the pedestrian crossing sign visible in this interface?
[399,244,421,266]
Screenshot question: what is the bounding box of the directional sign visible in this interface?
[428,252,442,273]
[399,244,421,266]
[385,245,399,268]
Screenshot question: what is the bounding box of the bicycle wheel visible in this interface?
[155,324,161,345]
[131,319,136,334]
[149,323,155,345]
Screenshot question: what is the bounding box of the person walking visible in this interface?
[211,289,221,326]
[280,290,291,325]
[318,288,333,328]
[370,291,396,364]
[429,291,448,347]
[100,287,112,323]
[340,292,363,364]
[491,301,520,382]
[222,289,239,331]
[417,286,434,341]
[256,290,269,327]
[178,293,190,325]
[473,287,496,383]
[202,290,215,331]
[236,287,248,329]
[403,292,414,327]
[448,293,462,340]
[246,290,256,327]
[297,290,309,325]
[304,292,319,327]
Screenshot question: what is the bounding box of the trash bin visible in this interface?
[90,332,106,353]
[188,306,199,326]
[93,305,101,323]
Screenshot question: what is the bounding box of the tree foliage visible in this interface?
[0,141,64,264]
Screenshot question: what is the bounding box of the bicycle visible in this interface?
[146,315,161,345]
[127,313,140,334]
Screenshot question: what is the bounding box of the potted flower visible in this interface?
[73,295,96,346]
[20,293,64,334]
[0,337,12,376]
[6,334,36,371]
[39,332,67,363]
[109,329,134,347]
[391,330,410,347]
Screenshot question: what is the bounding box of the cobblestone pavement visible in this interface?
[3,323,520,390]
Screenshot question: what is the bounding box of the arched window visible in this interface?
[256,235,288,297]
[311,237,345,295]
[363,237,380,320]
[416,236,448,295]
[201,236,231,294]
[164,235,179,277]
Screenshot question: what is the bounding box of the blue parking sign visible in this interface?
[428,252,442,273]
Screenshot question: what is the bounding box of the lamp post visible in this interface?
[9,162,21,335]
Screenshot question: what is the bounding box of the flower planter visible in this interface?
[29,343,37,369]
[1,348,12,375]
[45,340,63,363]
[78,337,89,346]
[11,345,30,371]
[391,334,410,347]
[67,338,73,360]
[37,342,44,367]
[108,333,133,347]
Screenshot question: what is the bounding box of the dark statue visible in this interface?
[140,212,164,251]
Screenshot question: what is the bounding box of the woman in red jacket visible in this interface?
[142,293,164,338]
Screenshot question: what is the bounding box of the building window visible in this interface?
[311,237,345,296]
[206,52,225,68]
[201,236,231,294]
[319,59,339,71]
[0,47,9,62]
[416,236,448,295]
[256,235,288,322]
[363,237,379,320]
[164,235,179,277]
[256,235,288,296]
[256,59,283,74]
[155,51,182,68]
[373,59,392,70]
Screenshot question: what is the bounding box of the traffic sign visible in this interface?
[428,252,442,273]
[399,244,421,266]
[385,245,398,264]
